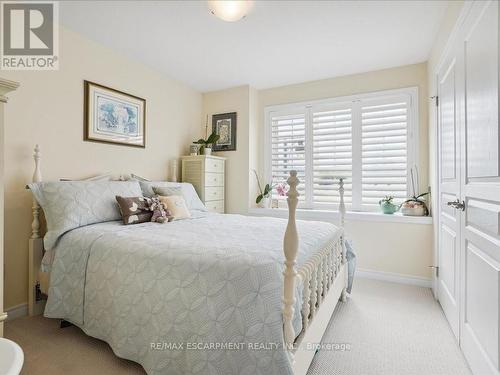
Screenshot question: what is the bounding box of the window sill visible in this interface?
[247,207,433,225]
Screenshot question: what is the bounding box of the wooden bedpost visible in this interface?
[283,170,299,351]
[28,144,45,316]
[338,177,348,302]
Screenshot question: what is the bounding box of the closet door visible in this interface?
[437,48,461,339]
[460,1,500,374]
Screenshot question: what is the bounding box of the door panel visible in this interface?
[440,61,458,181]
[438,53,461,339]
[460,1,500,373]
[464,2,499,178]
[440,225,457,298]
[467,199,500,239]
[465,243,500,370]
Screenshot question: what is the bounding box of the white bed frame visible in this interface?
[27,145,348,375]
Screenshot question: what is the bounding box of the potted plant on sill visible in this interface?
[401,192,429,216]
[379,195,399,214]
[194,131,220,155]
[252,170,287,208]
[400,166,430,216]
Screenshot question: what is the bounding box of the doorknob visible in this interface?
[447,199,465,211]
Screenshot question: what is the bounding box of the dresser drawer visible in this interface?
[205,158,224,173]
[205,172,224,187]
[205,200,224,213]
[205,186,224,201]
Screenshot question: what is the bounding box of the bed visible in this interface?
[26,145,348,375]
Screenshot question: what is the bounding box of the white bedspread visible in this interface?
[45,212,341,375]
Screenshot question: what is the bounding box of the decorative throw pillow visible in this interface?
[157,195,191,220]
[116,196,152,225]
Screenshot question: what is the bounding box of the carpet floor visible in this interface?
[5,278,471,375]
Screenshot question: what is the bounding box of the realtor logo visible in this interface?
[1,1,59,70]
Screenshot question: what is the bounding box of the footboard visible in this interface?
[283,171,347,375]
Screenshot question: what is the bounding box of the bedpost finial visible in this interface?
[34,144,40,158]
[32,144,42,183]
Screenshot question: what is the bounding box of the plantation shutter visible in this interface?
[270,110,307,199]
[312,105,353,208]
[360,96,410,209]
[266,88,415,212]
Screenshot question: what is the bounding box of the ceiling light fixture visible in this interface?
[208,1,253,22]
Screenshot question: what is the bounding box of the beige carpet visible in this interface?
[5,279,471,375]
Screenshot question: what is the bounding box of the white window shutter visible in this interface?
[311,105,353,208]
[360,98,409,209]
[270,111,307,200]
[265,88,416,212]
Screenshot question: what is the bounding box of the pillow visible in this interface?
[152,186,182,197]
[139,181,207,212]
[157,195,191,220]
[28,181,142,249]
[116,196,152,225]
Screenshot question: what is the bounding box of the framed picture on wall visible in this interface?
[212,112,237,151]
[84,80,146,148]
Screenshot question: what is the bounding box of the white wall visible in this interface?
[202,85,259,214]
[1,26,202,309]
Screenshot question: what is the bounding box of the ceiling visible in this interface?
[60,1,449,92]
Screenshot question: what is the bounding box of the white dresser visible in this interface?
[181,155,226,213]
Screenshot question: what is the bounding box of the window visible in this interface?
[265,87,417,212]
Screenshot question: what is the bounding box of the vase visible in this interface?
[204,148,212,156]
[259,197,271,208]
[379,201,399,214]
[401,201,427,216]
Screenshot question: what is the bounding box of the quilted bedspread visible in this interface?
[45,212,341,375]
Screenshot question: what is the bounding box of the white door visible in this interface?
[437,48,461,339]
[459,1,500,374]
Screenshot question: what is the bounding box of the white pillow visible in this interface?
[139,181,207,212]
[28,181,142,249]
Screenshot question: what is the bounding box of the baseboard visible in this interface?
[5,303,28,321]
[357,268,432,288]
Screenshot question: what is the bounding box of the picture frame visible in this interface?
[212,112,237,151]
[84,80,146,148]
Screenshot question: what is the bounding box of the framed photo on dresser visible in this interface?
[84,80,146,148]
[212,112,236,151]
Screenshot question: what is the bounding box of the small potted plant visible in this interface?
[401,192,429,216]
[379,195,399,214]
[252,170,287,208]
[194,131,220,155]
[400,166,429,216]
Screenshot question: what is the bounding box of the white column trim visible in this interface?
[0,77,19,332]
[0,78,20,102]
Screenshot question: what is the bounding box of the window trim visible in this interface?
[264,86,419,212]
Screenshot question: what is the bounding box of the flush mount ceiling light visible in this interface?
[208,1,253,22]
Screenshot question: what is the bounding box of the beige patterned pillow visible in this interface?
[157,195,191,220]
[116,196,152,225]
